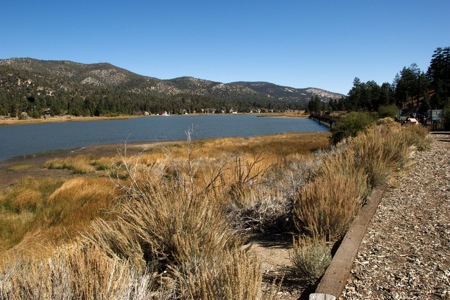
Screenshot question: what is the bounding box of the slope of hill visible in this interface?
[0,58,344,117]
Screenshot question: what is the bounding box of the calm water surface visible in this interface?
[0,115,328,162]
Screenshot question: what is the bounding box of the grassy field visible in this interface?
[0,121,430,299]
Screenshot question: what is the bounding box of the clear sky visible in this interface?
[1,0,449,95]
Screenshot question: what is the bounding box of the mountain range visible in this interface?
[0,58,343,116]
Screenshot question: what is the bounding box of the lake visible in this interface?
[0,114,328,162]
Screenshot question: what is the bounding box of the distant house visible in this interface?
[42,108,52,116]
[203,108,216,114]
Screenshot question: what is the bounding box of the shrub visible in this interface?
[226,190,293,233]
[293,174,361,240]
[291,236,331,283]
[0,245,160,299]
[400,124,430,151]
[312,147,370,201]
[348,125,409,188]
[377,105,399,119]
[82,158,263,299]
[293,118,430,242]
[331,111,377,144]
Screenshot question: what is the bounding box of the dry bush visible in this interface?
[0,244,163,300]
[348,124,411,188]
[226,189,293,233]
[82,156,263,299]
[294,174,361,240]
[293,119,429,242]
[291,236,331,283]
[312,147,370,201]
[226,153,271,203]
[173,249,261,299]
[400,123,431,151]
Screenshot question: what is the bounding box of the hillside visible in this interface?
[0,58,343,117]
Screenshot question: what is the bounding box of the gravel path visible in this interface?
[343,133,450,299]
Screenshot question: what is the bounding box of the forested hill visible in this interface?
[0,58,343,117]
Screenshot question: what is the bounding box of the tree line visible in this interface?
[307,46,450,117]
[2,47,449,119]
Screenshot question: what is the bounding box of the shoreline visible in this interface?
[1,130,329,164]
[0,132,332,191]
[0,115,140,126]
[0,112,309,126]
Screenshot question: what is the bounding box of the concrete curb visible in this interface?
[309,187,387,300]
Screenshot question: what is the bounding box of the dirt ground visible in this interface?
[250,233,312,299]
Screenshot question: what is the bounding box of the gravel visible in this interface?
[343,133,450,299]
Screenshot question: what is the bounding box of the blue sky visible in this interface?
[1,1,449,95]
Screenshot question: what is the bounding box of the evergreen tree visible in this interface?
[427,46,450,108]
[393,64,429,111]
[307,95,322,114]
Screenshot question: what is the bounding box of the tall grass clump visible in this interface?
[294,174,361,240]
[294,118,430,241]
[81,154,263,299]
[399,122,431,151]
[0,244,160,300]
[291,236,331,283]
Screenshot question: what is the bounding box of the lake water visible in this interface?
[0,115,328,162]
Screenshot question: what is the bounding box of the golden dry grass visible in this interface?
[293,118,430,241]
[0,122,432,298]
[294,174,361,240]
[0,177,117,258]
[1,132,330,298]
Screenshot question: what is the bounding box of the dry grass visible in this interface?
[80,153,263,299]
[291,236,331,283]
[0,178,63,252]
[294,174,361,240]
[6,127,434,298]
[45,154,120,175]
[43,133,330,176]
[0,177,117,258]
[0,244,161,300]
[293,118,430,241]
[1,122,430,298]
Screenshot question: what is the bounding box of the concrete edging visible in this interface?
[310,187,387,300]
